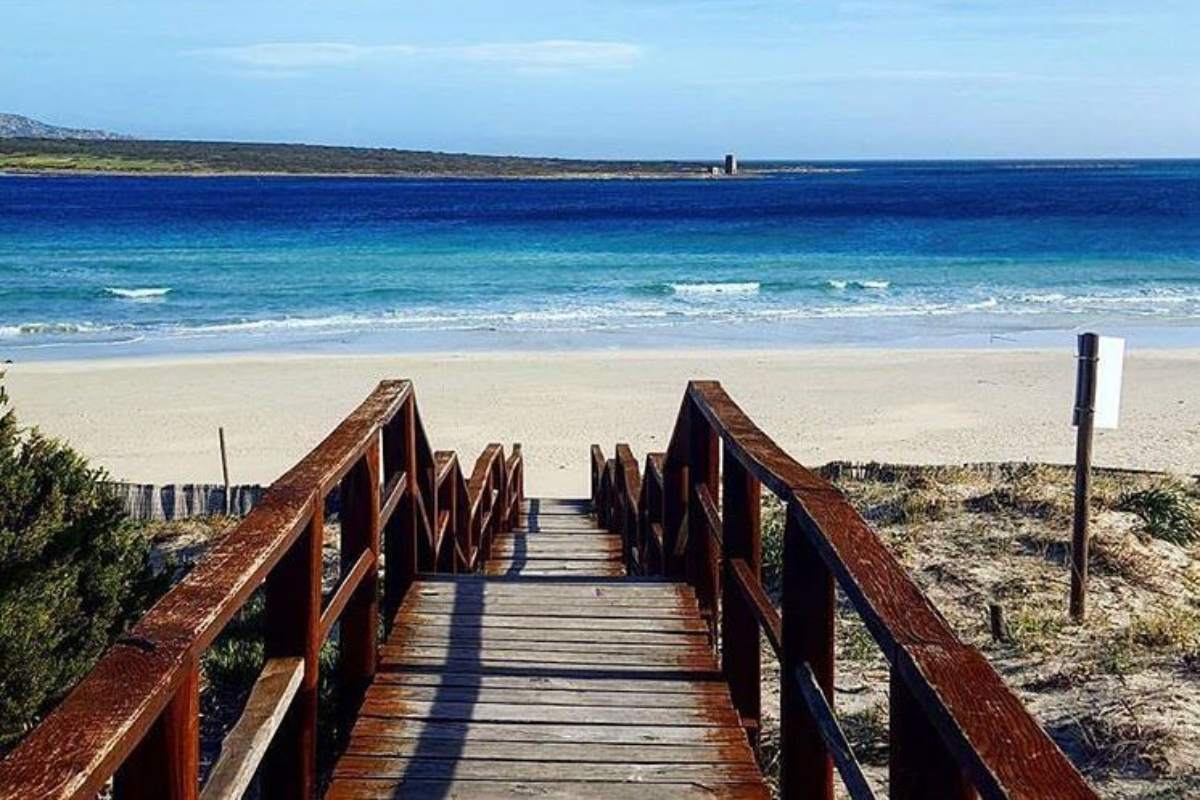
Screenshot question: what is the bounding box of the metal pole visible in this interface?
[219,426,231,516]
[1070,333,1099,622]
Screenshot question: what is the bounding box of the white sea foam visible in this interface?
[669,281,761,296]
[826,279,890,290]
[0,321,110,337]
[105,287,171,299]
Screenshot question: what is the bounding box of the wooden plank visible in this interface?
[377,656,722,676]
[327,779,769,799]
[410,597,696,613]
[729,557,781,657]
[794,663,878,800]
[361,684,730,710]
[378,471,407,530]
[358,700,739,727]
[484,558,622,569]
[319,549,376,641]
[490,544,621,557]
[332,756,762,782]
[392,625,705,646]
[199,658,304,800]
[387,636,709,657]
[410,581,689,597]
[382,644,715,667]
[483,561,622,575]
[494,536,614,545]
[395,613,707,633]
[371,671,729,695]
[343,736,746,763]
[344,717,748,746]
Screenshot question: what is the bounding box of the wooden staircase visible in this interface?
[325,497,768,798]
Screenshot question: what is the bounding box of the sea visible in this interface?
[1,160,1198,360]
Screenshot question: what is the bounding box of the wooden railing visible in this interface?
[593,381,1097,800]
[0,379,523,800]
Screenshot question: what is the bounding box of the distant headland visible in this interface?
[0,114,762,179]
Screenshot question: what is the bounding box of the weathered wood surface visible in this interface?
[483,500,623,576]
[593,381,1099,800]
[199,657,304,800]
[326,498,767,799]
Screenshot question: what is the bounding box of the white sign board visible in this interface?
[1093,336,1124,429]
[1075,335,1124,430]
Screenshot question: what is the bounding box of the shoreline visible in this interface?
[5,347,1198,496]
[7,320,1200,364]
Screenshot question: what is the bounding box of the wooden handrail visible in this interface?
[0,380,524,800]
[593,380,1097,800]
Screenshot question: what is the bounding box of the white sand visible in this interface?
[4,349,1199,497]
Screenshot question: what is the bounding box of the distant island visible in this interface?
[0,114,749,178]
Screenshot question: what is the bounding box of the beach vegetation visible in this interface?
[754,462,1200,794]
[1116,482,1199,545]
[0,152,190,173]
[0,383,164,752]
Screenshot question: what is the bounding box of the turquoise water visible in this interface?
[1,161,1199,359]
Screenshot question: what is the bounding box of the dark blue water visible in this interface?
[1,160,1198,358]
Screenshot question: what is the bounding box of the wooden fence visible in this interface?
[593,380,1097,800]
[0,379,523,800]
[106,482,265,520]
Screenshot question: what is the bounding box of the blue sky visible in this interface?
[3,1,1197,158]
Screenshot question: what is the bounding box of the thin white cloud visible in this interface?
[192,40,642,74]
[449,41,642,70]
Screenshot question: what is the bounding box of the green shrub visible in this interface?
[0,384,161,752]
[761,496,785,591]
[1117,484,1199,545]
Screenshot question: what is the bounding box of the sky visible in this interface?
[2,1,1198,159]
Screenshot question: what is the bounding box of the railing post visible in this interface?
[337,442,380,737]
[721,451,761,746]
[498,450,510,534]
[511,444,524,527]
[686,400,719,638]
[113,659,199,800]
[262,502,323,799]
[384,398,418,622]
[890,662,976,800]
[780,506,835,800]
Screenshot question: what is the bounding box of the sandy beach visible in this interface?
[3,347,1198,497]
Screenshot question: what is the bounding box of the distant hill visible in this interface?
[0,137,726,178]
[0,113,129,141]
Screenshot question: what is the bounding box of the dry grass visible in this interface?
[757,462,1200,798]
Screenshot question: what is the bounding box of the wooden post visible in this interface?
[1070,332,1099,622]
[337,442,381,738]
[989,602,1008,643]
[218,427,231,516]
[262,503,323,799]
[114,660,199,800]
[511,444,523,528]
[890,663,975,799]
[686,401,719,639]
[663,407,690,579]
[384,399,418,623]
[780,507,834,800]
[721,451,761,746]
